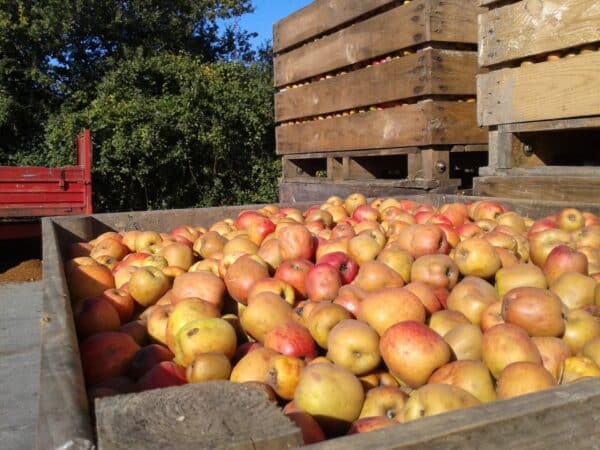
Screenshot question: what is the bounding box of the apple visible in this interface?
[346,417,398,434]
[357,287,426,336]
[264,321,318,360]
[147,304,173,346]
[410,254,459,290]
[395,224,449,258]
[306,302,352,349]
[380,321,451,388]
[171,271,226,310]
[444,323,483,361]
[240,292,294,343]
[165,297,220,351]
[134,231,162,252]
[266,354,305,400]
[326,319,381,375]
[496,361,556,399]
[275,259,314,299]
[317,251,359,285]
[429,360,496,403]
[561,356,600,383]
[480,300,504,332]
[247,217,276,246]
[285,411,326,445]
[294,363,365,436]
[80,331,140,385]
[501,287,565,337]
[173,317,237,366]
[160,242,194,270]
[358,385,408,421]
[330,222,356,240]
[550,272,597,310]
[90,238,129,261]
[446,276,498,325]
[403,384,480,421]
[344,193,367,215]
[543,245,588,285]
[316,237,350,260]
[136,361,187,391]
[257,238,282,272]
[278,224,315,261]
[348,233,383,264]
[332,284,366,317]
[73,296,121,339]
[529,228,572,267]
[224,254,270,305]
[562,308,600,355]
[186,352,232,383]
[66,258,115,302]
[305,263,342,302]
[248,277,296,306]
[127,344,174,380]
[120,230,141,252]
[193,231,227,259]
[557,208,585,232]
[101,288,135,323]
[428,310,470,337]
[496,211,527,233]
[482,323,542,379]
[532,336,571,380]
[119,319,149,346]
[495,263,547,297]
[230,347,278,384]
[454,238,501,279]
[128,266,170,308]
[352,260,405,292]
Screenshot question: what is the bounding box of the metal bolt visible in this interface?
[523,145,534,156]
[435,160,447,174]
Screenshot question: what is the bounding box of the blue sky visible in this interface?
[232,1,314,48]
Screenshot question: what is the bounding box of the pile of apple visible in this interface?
[65,194,600,442]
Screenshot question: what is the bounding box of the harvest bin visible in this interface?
[40,195,600,449]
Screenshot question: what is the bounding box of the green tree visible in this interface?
[45,54,278,212]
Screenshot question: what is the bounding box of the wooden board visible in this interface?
[479,0,600,67]
[273,0,398,53]
[277,101,485,155]
[274,0,479,87]
[474,175,600,202]
[95,382,302,450]
[0,282,42,450]
[477,52,600,126]
[275,49,478,122]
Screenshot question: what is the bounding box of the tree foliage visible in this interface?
[0,1,279,211]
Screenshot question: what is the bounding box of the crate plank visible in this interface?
[274,0,478,87]
[277,101,485,155]
[275,49,478,122]
[273,0,398,53]
[477,52,600,126]
[95,382,302,450]
[479,0,600,67]
[474,175,600,202]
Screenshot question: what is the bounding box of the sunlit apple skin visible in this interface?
[543,245,588,285]
[293,363,365,437]
[326,319,381,376]
[395,224,449,258]
[317,251,359,285]
[482,323,543,379]
[275,259,314,300]
[380,321,451,388]
[305,263,342,302]
[428,360,496,403]
[411,254,459,290]
[403,384,480,422]
[278,224,315,261]
[346,416,398,435]
[501,287,566,337]
[264,321,318,360]
[496,361,556,400]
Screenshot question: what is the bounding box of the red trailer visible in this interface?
[0,130,93,239]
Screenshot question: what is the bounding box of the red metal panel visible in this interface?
[0,129,94,220]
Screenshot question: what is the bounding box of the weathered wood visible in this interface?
[0,282,42,450]
[303,378,600,450]
[277,101,486,155]
[281,176,441,190]
[477,52,600,126]
[479,0,600,67]
[275,49,478,121]
[473,175,600,202]
[273,0,398,53]
[499,116,600,133]
[274,0,479,87]
[280,147,421,160]
[95,382,302,450]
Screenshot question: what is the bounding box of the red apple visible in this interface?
[317,251,359,285]
[305,263,342,302]
[264,322,318,360]
[127,344,175,380]
[136,361,187,392]
[275,259,314,299]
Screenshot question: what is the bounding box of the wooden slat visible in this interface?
[272,0,398,53]
[277,101,486,155]
[499,116,600,133]
[274,0,479,87]
[477,52,600,126]
[474,175,600,202]
[479,0,600,67]
[275,49,478,122]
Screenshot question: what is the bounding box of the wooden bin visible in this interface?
[474,0,600,202]
[273,0,488,194]
[39,195,600,449]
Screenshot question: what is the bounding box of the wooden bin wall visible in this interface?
[273,0,486,156]
[41,196,600,449]
[477,0,600,127]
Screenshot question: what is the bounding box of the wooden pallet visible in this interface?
[273,0,487,191]
[474,0,600,202]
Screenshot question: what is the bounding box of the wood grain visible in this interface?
[477,52,600,126]
[275,49,478,122]
[479,0,600,67]
[95,382,302,450]
[273,0,398,53]
[276,101,486,155]
[274,0,479,87]
[474,175,600,202]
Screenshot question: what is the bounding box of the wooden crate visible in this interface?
[475,0,600,201]
[273,0,488,191]
[40,196,600,448]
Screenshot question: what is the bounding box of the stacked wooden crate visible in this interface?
[474,0,600,202]
[274,0,488,202]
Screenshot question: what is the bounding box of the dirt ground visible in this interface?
[0,237,43,283]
